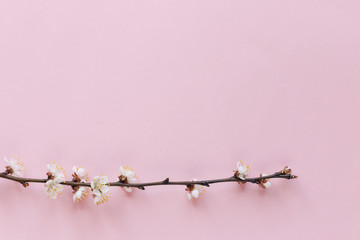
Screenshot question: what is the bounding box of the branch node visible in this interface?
[202,181,210,187]
[20,181,29,188]
[163,178,169,184]
[138,186,145,190]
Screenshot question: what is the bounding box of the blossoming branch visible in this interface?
[0,157,297,205]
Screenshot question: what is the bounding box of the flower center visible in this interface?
[185,184,195,192]
[118,175,128,184]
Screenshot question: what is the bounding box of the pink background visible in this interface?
[0,1,359,239]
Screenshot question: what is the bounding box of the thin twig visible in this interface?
[0,171,297,190]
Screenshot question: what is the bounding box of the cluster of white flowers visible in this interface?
[45,162,66,199]
[2,157,284,205]
[91,175,110,205]
[72,166,89,202]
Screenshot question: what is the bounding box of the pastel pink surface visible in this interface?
[0,1,359,239]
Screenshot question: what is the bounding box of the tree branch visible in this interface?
[0,170,297,190]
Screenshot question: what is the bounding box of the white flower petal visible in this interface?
[124,187,132,192]
[4,157,9,165]
[73,187,87,202]
[91,175,110,205]
[101,186,110,194]
[192,189,199,199]
[94,195,101,205]
[187,192,192,200]
[119,166,125,175]
[263,181,271,189]
[100,176,108,184]
[128,177,137,183]
[92,189,101,196]
[77,168,86,178]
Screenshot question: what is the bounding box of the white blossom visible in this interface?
[4,156,25,177]
[45,179,64,199]
[47,163,66,180]
[91,175,110,205]
[118,166,137,192]
[259,173,271,189]
[45,162,66,199]
[186,179,205,200]
[72,166,88,182]
[72,166,89,202]
[235,161,250,180]
[73,187,88,202]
